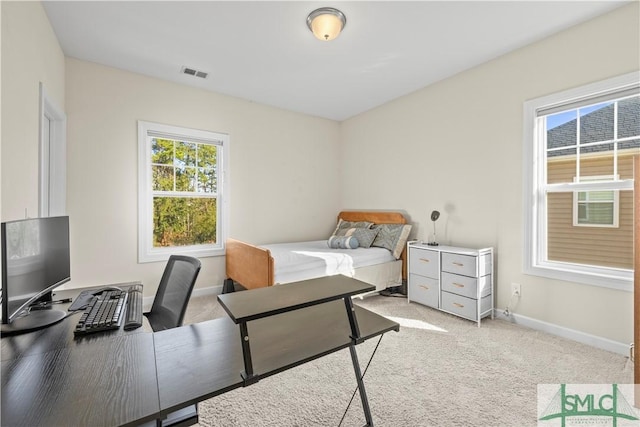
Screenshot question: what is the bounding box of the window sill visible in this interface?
[524,262,633,292]
[139,245,225,263]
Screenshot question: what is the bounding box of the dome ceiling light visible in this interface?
[306,7,347,41]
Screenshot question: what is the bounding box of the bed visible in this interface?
[224,211,411,293]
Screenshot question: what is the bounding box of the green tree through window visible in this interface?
[150,138,218,247]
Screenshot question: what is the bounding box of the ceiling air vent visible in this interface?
[181,66,208,79]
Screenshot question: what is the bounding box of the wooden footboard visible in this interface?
[225,238,274,290]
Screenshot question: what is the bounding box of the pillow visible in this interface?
[331,219,373,237]
[327,235,359,249]
[371,224,412,259]
[337,227,379,248]
[337,219,374,229]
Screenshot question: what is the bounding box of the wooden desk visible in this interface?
[2,277,399,427]
[1,283,160,427]
[2,333,159,426]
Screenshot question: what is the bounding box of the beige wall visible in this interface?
[340,3,639,344]
[1,1,638,346]
[1,1,65,221]
[64,58,341,296]
[0,0,340,300]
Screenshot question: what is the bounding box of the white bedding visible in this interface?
[263,240,397,284]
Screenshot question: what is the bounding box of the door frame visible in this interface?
[39,82,66,217]
[634,154,639,406]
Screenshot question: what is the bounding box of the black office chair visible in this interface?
[144,255,201,427]
[144,255,201,332]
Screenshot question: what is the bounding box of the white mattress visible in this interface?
[263,240,397,284]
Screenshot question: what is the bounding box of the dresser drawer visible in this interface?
[442,252,492,277]
[441,272,491,299]
[408,274,439,308]
[441,252,477,277]
[441,291,492,321]
[409,248,439,279]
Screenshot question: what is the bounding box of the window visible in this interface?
[138,121,229,263]
[523,73,639,291]
[572,176,619,227]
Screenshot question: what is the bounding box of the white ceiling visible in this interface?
[43,1,627,121]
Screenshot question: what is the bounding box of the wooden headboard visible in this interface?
[337,211,409,281]
[337,211,407,225]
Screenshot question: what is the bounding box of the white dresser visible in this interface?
[407,242,494,327]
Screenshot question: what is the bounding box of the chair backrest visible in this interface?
[147,255,201,332]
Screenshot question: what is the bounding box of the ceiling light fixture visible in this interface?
[306,7,346,41]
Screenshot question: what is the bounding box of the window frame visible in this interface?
[522,72,638,291]
[138,121,229,263]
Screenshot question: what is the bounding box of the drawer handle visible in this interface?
[419,258,430,263]
[453,302,464,308]
[452,283,465,288]
[419,285,430,290]
[452,262,464,267]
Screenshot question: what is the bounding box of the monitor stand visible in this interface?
[0,309,67,336]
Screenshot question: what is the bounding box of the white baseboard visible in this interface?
[493,309,631,357]
[192,285,222,297]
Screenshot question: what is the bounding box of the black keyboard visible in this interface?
[74,290,127,335]
[124,284,143,331]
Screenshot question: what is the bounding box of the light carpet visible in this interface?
[182,294,633,427]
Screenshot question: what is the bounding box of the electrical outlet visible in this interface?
[511,283,521,297]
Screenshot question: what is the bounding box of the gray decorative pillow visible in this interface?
[371,224,412,259]
[331,219,373,237]
[328,235,359,249]
[337,227,379,248]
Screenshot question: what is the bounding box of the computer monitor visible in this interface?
[1,216,71,335]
